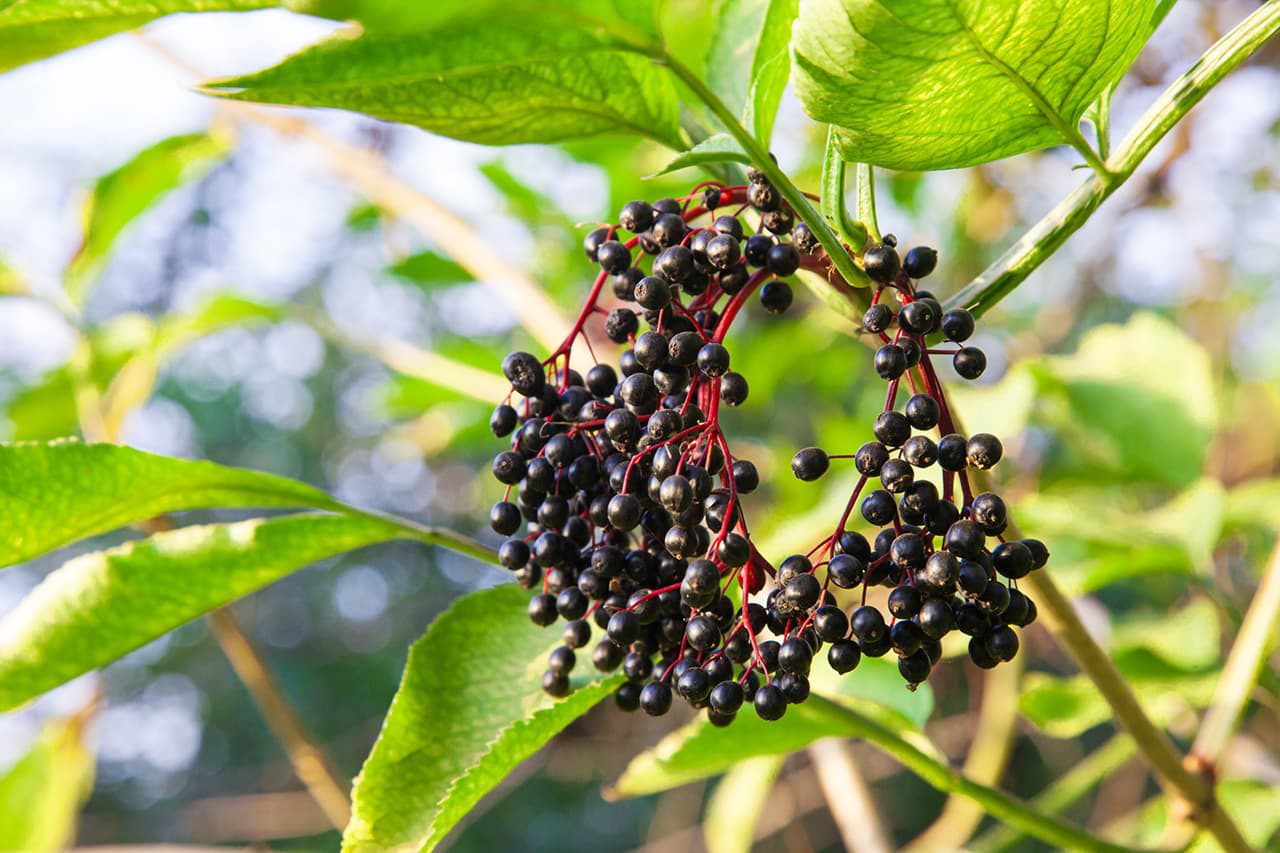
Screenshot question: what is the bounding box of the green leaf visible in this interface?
[704,0,798,145]
[1111,597,1221,672]
[704,755,783,853]
[291,0,659,41]
[343,584,620,852]
[0,0,273,74]
[611,655,934,796]
[1020,665,1218,739]
[66,133,229,302]
[648,133,751,177]
[0,717,94,851]
[0,441,343,568]
[0,513,415,710]
[207,26,683,149]
[386,250,471,290]
[792,0,1154,170]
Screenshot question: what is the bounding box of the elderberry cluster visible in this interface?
[790,237,1048,687]
[488,172,822,724]
[484,168,1050,724]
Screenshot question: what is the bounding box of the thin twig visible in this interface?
[808,738,892,853]
[208,608,352,831]
[904,656,1024,853]
[1189,539,1280,768]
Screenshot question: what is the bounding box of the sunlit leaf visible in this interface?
[0,0,273,74]
[0,513,418,710]
[648,133,751,177]
[344,584,621,853]
[0,717,94,851]
[793,0,1153,169]
[704,755,783,853]
[208,26,683,149]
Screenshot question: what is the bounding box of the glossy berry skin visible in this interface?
[874,345,907,380]
[528,594,558,627]
[941,308,976,342]
[759,280,794,314]
[880,458,914,492]
[697,342,731,377]
[863,243,901,283]
[502,351,545,397]
[851,605,887,644]
[828,639,862,673]
[792,447,830,481]
[619,200,654,233]
[778,637,813,675]
[583,227,610,262]
[863,303,893,333]
[634,276,671,310]
[987,625,1020,661]
[855,441,890,475]
[945,519,986,559]
[706,234,741,269]
[898,650,932,684]
[993,541,1034,579]
[827,554,865,589]
[743,234,772,267]
[766,243,800,276]
[596,240,632,275]
[966,433,1004,469]
[954,347,987,379]
[902,246,938,278]
[904,393,940,430]
[677,667,712,702]
[709,680,745,714]
[813,606,850,642]
[899,300,939,335]
[861,489,897,526]
[938,433,969,471]
[640,681,674,716]
[1023,538,1051,569]
[873,411,911,448]
[754,684,787,720]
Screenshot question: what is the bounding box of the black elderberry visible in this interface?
[754,684,787,720]
[917,597,956,639]
[634,276,671,310]
[685,615,722,651]
[863,243,901,284]
[542,670,571,697]
[898,649,932,684]
[890,619,924,656]
[792,221,819,252]
[720,371,749,406]
[873,411,911,448]
[778,637,813,675]
[888,584,922,618]
[955,603,991,637]
[935,433,966,471]
[747,181,780,211]
[978,581,1010,617]
[862,489,897,525]
[900,337,922,368]
[827,553,865,588]
[563,619,591,649]
[957,560,989,596]
[1023,538,1050,569]
[617,199,653,233]
[890,533,926,570]
[640,681,674,716]
[528,594,558,627]
[828,639,861,673]
[899,300,939,335]
[705,234,741,270]
[941,308,975,342]
[596,240,632,275]
[709,680,745,714]
[702,186,723,211]
[902,246,938,279]
[918,550,958,593]
[762,207,795,235]
[851,605,887,643]
[677,667,712,702]
[966,433,1003,469]
[874,344,907,380]
[605,308,639,343]
[633,331,667,369]
[904,394,940,430]
[880,457,914,492]
[750,278,793,315]
[651,212,686,247]
[719,262,750,294]
[713,214,745,240]
[902,435,938,468]
[855,440,890,476]
[501,351,544,397]
[954,347,987,380]
[491,451,526,485]
[766,243,800,276]
[987,625,1020,662]
[791,447,829,481]
[863,303,893,334]
[993,541,1033,579]
[969,636,999,669]
[971,492,1007,534]
[784,573,822,610]
[491,503,522,537]
[548,645,577,676]
[945,519,986,559]
[583,227,610,262]
[619,373,658,410]
[812,606,849,643]
[489,404,517,438]
[697,342,730,377]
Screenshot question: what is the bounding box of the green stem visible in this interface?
[804,696,1171,853]
[947,0,1280,317]
[656,50,868,290]
[972,735,1138,853]
[820,127,868,251]
[853,162,881,245]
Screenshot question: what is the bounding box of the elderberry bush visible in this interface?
[486,169,1048,724]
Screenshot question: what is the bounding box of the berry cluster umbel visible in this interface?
[486,169,1048,724]
[789,236,1047,690]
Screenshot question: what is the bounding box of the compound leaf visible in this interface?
[792,0,1153,170]
[0,513,414,710]
[207,25,683,149]
[344,584,620,852]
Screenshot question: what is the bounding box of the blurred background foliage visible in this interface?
[0,0,1278,850]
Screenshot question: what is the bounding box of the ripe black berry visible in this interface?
[938,433,968,471]
[759,280,793,314]
[766,243,800,276]
[954,347,987,379]
[502,351,544,397]
[863,243,901,283]
[902,246,937,278]
[827,554,865,588]
[828,639,861,673]
[992,541,1033,579]
[697,342,730,376]
[941,308,975,342]
[899,300,939,335]
[596,240,632,274]
[640,681,673,716]
[966,433,1003,469]
[863,303,893,333]
[874,345,907,380]
[791,447,829,481]
[873,411,911,447]
[619,200,654,233]
[904,394,940,430]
